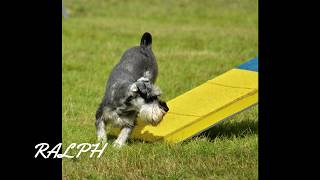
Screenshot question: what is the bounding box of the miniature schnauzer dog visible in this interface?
[95,32,169,147]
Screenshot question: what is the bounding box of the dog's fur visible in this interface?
[95,32,169,147]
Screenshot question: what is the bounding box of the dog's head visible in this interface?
[127,77,169,126]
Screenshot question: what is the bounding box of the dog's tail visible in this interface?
[140,32,152,48]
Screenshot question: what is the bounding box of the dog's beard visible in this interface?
[138,102,166,126]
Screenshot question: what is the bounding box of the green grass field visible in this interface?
[62,0,258,179]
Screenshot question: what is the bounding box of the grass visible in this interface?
[62,0,258,179]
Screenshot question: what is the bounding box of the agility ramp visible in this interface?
[111,57,258,143]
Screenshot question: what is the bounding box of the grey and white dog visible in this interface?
[95,32,169,147]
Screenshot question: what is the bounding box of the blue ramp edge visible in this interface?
[237,57,258,72]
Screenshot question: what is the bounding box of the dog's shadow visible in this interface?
[108,118,257,145]
[107,131,162,145]
[107,112,258,144]
[194,118,258,141]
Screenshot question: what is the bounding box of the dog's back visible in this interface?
[96,32,158,118]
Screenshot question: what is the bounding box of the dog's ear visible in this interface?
[128,80,149,97]
[140,32,152,48]
[129,83,139,93]
[136,80,152,97]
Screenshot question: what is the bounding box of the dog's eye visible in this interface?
[144,96,158,103]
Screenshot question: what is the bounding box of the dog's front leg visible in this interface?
[113,127,133,148]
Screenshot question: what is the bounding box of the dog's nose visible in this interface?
[159,101,169,112]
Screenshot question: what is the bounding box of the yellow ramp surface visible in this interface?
[110,68,258,143]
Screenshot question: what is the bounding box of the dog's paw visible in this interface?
[97,136,107,145]
[112,142,125,148]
